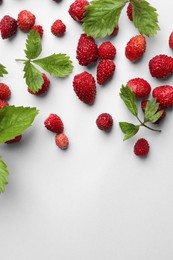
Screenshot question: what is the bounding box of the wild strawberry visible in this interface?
[169,32,173,49]
[44,114,64,133]
[73,71,96,105]
[96,60,115,85]
[134,138,150,156]
[31,25,43,38]
[28,73,50,96]
[0,99,9,109]
[0,15,18,39]
[5,135,22,144]
[17,10,36,32]
[149,54,173,79]
[55,133,69,150]
[0,83,11,100]
[111,26,119,36]
[152,85,173,107]
[76,34,98,66]
[96,113,113,131]
[141,100,166,124]
[127,78,151,98]
[127,3,133,21]
[68,0,89,23]
[51,19,66,37]
[125,35,146,62]
[98,42,116,60]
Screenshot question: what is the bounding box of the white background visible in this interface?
[0,0,173,259]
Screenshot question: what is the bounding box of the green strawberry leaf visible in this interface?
[119,122,139,140]
[144,98,160,123]
[0,106,39,143]
[25,30,42,60]
[24,61,44,93]
[147,110,163,123]
[82,0,127,38]
[0,64,8,78]
[0,159,9,193]
[120,85,138,117]
[130,0,160,37]
[33,54,73,77]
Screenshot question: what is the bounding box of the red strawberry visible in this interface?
[96,60,115,85]
[31,25,43,38]
[111,26,119,36]
[73,71,96,105]
[17,10,36,32]
[5,135,22,144]
[55,133,69,150]
[134,138,150,156]
[127,3,133,21]
[0,83,11,100]
[149,54,173,79]
[127,78,151,98]
[141,100,166,124]
[96,113,113,131]
[76,34,98,66]
[125,35,146,62]
[51,19,66,37]
[98,42,116,60]
[169,32,173,49]
[0,15,18,39]
[28,73,50,96]
[152,85,173,107]
[0,99,9,109]
[44,114,64,133]
[68,0,89,23]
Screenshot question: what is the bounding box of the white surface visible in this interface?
[0,0,173,259]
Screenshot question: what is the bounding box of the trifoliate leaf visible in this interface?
[130,0,160,37]
[120,85,138,116]
[119,122,139,141]
[0,64,8,78]
[0,159,9,193]
[0,106,39,143]
[24,30,42,60]
[24,61,44,93]
[144,98,160,123]
[33,54,73,77]
[82,0,127,38]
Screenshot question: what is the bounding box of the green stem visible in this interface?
[136,115,161,133]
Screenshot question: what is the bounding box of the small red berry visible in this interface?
[17,10,36,32]
[169,32,173,49]
[134,138,150,156]
[44,114,64,133]
[152,85,173,108]
[31,25,43,38]
[28,73,50,96]
[96,113,113,131]
[55,133,69,150]
[51,19,66,37]
[127,78,151,98]
[127,3,133,21]
[111,26,119,36]
[0,83,11,100]
[0,99,9,109]
[0,15,18,39]
[96,60,115,85]
[149,54,173,79]
[125,35,146,62]
[98,42,116,60]
[5,135,22,144]
[68,0,89,23]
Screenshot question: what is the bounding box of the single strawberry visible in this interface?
[51,19,66,37]
[31,25,43,38]
[152,85,173,107]
[73,71,96,105]
[5,135,22,144]
[127,78,151,98]
[76,33,98,66]
[0,15,18,39]
[127,3,133,21]
[134,138,150,156]
[98,42,116,60]
[68,0,89,23]
[96,113,113,131]
[111,26,119,36]
[149,54,173,79]
[28,73,50,96]
[96,60,115,85]
[55,133,69,150]
[44,114,64,133]
[17,10,36,32]
[0,99,9,109]
[169,32,173,49]
[141,100,166,124]
[125,35,146,62]
[0,83,11,100]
